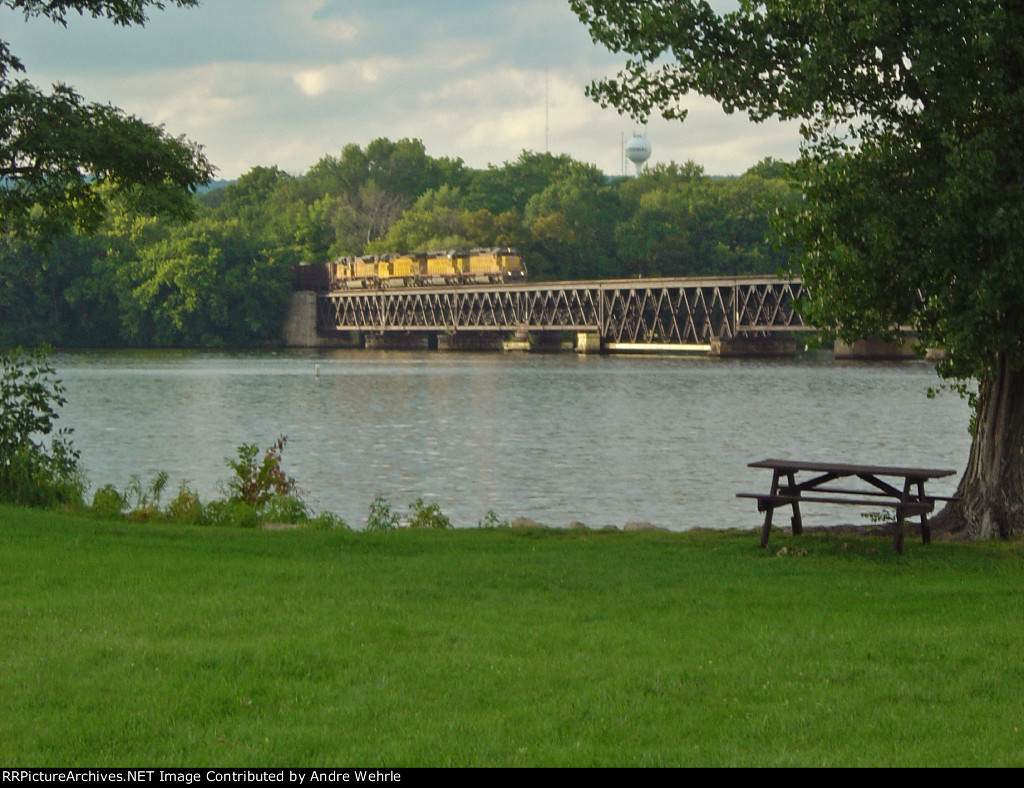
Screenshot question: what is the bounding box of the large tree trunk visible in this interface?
[932,352,1024,538]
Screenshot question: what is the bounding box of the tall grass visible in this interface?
[1,505,1023,767]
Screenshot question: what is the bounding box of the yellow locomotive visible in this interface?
[328,247,526,289]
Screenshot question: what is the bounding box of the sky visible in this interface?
[2,0,804,180]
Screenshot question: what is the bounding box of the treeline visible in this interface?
[0,137,798,348]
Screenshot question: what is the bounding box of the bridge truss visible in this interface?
[317,276,809,347]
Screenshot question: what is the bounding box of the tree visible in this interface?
[614,165,794,278]
[0,345,84,507]
[366,185,468,253]
[614,185,695,278]
[0,230,114,345]
[524,166,620,280]
[1,0,213,242]
[120,217,290,347]
[571,1,1024,538]
[464,151,584,215]
[361,137,465,204]
[307,182,409,256]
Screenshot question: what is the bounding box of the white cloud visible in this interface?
[0,0,803,178]
[291,58,403,97]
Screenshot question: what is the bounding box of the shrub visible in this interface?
[165,484,205,524]
[261,493,311,525]
[477,509,509,529]
[224,435,300,508]
[366,494,401,532]
[308,511,351,530]
[123,471,169,521]
[408,498,452,529]
[204,499,262,529]
[0,346,84,508]
[90,484,126,518]
[88,472,174,522]
[219,436,314,526]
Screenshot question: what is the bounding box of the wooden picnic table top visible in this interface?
[748,458,957,480]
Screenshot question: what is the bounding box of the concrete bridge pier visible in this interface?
[283,292,363,348]
[502,325,532,351]
[575,332,602,354]
[710,335,802,357]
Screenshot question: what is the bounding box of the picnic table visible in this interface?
[738,458,958,553]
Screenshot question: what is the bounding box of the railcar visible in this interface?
[327,247,526,290]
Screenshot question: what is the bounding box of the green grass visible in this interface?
[2,505,1024,767]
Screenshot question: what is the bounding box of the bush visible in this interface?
[261,493,311,525]
[0,346,84,508]
[408,498,452,529]
[88,472,175,522]
[477,509,509,529]
[224,435,300,508]
[83,440,327,529]
[165,484,205,524]
[308,511,351,530]
[366,494,401,532]
[203,499,262,529]
[123,471,169,521]
[218,436,314,526]
[90,485,126,518]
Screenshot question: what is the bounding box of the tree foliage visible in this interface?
[0,345,83,506]
[572,0,1023,380]
[0,138,796,347]
[524,164,621,280]
[1,0,214,242]
[366,185,468,253]
[118,217,290,347]
[571,0,1024,537]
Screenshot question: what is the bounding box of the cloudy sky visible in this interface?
[3,0,803,180]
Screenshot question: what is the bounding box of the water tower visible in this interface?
[624,133,652,176]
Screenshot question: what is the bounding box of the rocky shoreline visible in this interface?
[511,516,964,541]
[510,516,670,532]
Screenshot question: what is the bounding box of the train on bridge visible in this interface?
[293,247,526,291]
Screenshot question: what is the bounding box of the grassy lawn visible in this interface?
[1,505,1023,767]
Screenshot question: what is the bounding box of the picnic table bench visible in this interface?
[738,458,958,553]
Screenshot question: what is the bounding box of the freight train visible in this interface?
[293,247,527,291]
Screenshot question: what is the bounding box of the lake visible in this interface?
[53,348,973,531]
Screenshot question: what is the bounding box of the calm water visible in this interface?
[53,349,973,531]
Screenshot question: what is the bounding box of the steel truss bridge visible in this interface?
[316,276,810,349]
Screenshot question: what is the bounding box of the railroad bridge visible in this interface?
[306,276,811,354]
